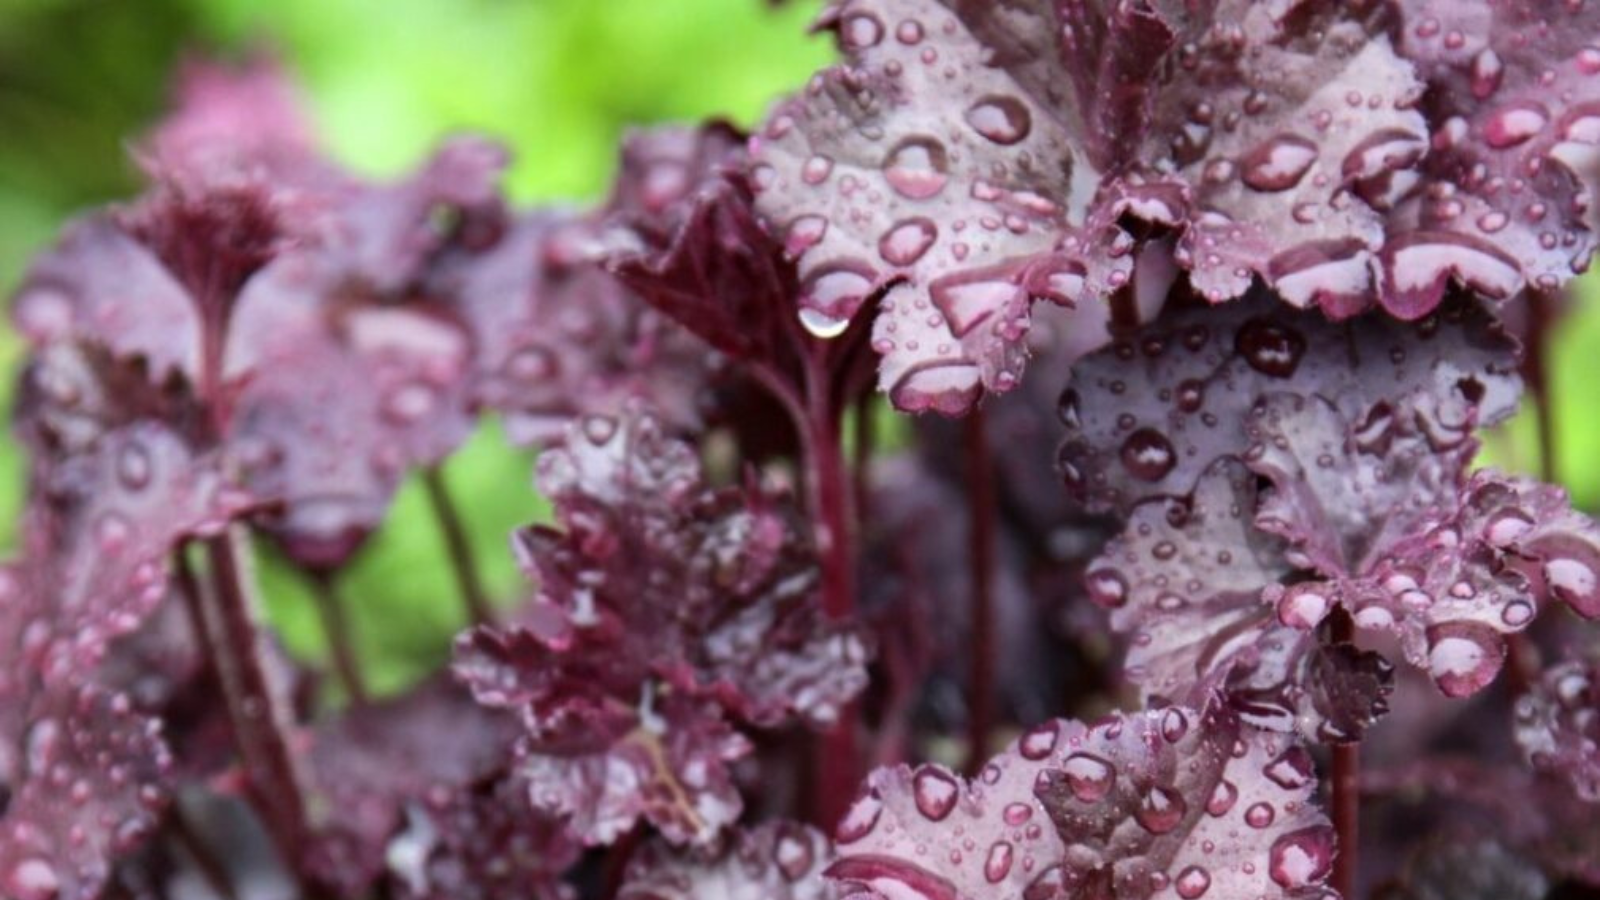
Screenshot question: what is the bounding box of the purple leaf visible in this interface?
[1057,291,1520,514]
[1385,0,1600,316]
[1253,422,1600,697]
[433,210,714,446]
[619,821,835,900]
[137,54,327,190]
[455,408,868,845]
[385,775,579,900]
[512,689,751,848]
[749,1,1451,412]
[300,678,521,894]
[826,705,1336,899]
[0,682,172,900]
[1513,654,1600,803]
[223,252,477,567]
[12,215,209,383]
[17,423,247,677]
[1089,458,1393,742]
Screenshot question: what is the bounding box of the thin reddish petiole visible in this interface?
[962,408,997,775]
[423,464,494,626]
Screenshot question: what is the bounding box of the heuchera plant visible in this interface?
[4,1,1600,898]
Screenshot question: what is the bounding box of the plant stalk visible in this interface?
[751,358,860,827]
[1329,611,1359,899]
[178,531,317,881]
[962,409,997,774]
[423,464,494,625]
[309,570,368,705]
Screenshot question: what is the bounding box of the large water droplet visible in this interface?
[1175,865,1212,899]
[5,858,60,900]
[1426,622,1504,698]
[1240,134,1319,192]
[888,360,981,415]
[1269,826,1335,889]
[802,155,835,185]
[1245,801,1277,828]
[1206,779,1238,816]
[1545,554,1599,616]
[883,137,951,200]
[912,765,960,820]
[1019,722,1059,760]
[801,265,874,324]
[1135,785,1187,833]
[985,841,1015,883]
[1060,753,1116,802]
[773,825,815,881]
[1484,102,1549,149]
[1263,746,1314,789]
[1235,318,1306,378]
[1161,708,1189,742]
[1085,568,1128,609]
[835,790,883,844]
[879,217,938,266]
[841,11,884,48]
[1471,49,1504,99]
[964,95,1032,145]
[1119,428,1176,482]
[1278,586,1330,630]
[799,307,851,339]
[930,276,1016,338]
[384,382,438,425]
[117,441,152,490]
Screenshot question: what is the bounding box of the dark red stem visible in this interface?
[178,533,317,881]
[423,464,494,625]
[751,359,860,827]
[309,570,368,705]
[1329,611,1359,899]
[963,409,997,775]
[807,379,861,828]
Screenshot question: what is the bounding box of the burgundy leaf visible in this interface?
[385,775,579,900]
[432,210,714,446]
[12,216,208,383]
[300,678,521,894]
[1514,654,1600,802]
[137,54,327,190]
[750,0,1453,412]
[619,820,835,900]
[0,683,172,900]
[1057,291,1520,514]
[223,254,476,567]
[1088,457,1393,741]
[1385,0,1600,316]
[511,690,751,848]
[12,58,511,571]
[604,123,791,364]
[455,408,868,845]
[826,705,1336,899]
[1248,398,1600,696]
[17,423,247,677]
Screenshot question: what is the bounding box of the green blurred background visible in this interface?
[0,0,1593,693]
[0,0,832,693]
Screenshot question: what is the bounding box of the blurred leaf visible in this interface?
[258,418,544,697]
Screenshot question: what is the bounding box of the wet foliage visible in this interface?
[4,2,1600,899]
